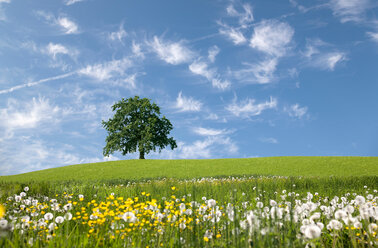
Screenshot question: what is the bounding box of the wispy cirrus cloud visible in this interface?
[302,38,347,70]
[193,127,230,136]
[131,40,144,58]
[284,103,308,119]
[0,97,60,140]
[44,43,78,60]
[175,91,202,112]
[208,45,220,63]
[229,19,294,84]
[233,58,278,84]
[250,19,294,58]
[64,0,85,6]
[260,137,278,144]
[79,58,132,81]
[0,0,11,21]
[147,36,194,65]
[0,72,76,95]
[218,23,247,45]
[57,17,79,34]
[226,3,254,27]
[37,11,79,34]
[329,0,371,23]
[109,23,127,42]
[226,96,277,118]
[152,136,238,159]
[367,31,378,43]
[189,60,230,90]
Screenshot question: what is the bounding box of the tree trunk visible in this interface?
[139,150,145,159]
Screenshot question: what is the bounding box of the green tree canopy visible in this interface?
[102,96,177,159]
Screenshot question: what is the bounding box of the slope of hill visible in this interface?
[1,156,377,183]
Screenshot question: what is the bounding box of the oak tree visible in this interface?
[102,96,177,159]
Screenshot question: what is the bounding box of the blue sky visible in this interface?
[0,0,377,175]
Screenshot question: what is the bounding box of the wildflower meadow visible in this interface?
[0,175,377,247]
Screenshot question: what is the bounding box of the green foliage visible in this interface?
[1,157,377,183]
[102,96,177,159]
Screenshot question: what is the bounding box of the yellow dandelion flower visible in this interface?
[0,204,6,218]
[204,237,209,242]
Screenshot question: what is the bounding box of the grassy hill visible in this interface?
[1,156,377,183]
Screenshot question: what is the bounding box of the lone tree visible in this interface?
[102,96,177,159]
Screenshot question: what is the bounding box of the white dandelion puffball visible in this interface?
[270,200,277,207]
[304,224,321,239]
[55,216,64,224]
[355,195,365,205]
[179,222,186,229]
[24,187,29,192]
[44,213,54,221]
[78,194,84,199]
[0,219,8,229]
[334,210,347,220]
[64,213,73,220]
[328,220,342,230]
[207,199,216,208]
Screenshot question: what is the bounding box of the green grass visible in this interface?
[1,156,377,247]
[1,156,377,183]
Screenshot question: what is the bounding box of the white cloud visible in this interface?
[132,40,144,58]
[250,20,294,57]
[153,136,238,159]
[330,0,370,23]
[313,52,347,70]
[189,60,230,90]
[189,60,214,80]
[226,96,277,118]
[64,0,85,6]
[109,24,127,42]
[226,3,254,27]
[260,137,278,144]
[147,36,194,65]
[367,32,378,43]
[302,39,347,70]
[0,136,119,175]
[193,127,229,136]
[208,45,220,63]
[326,52,347,70]
[0,72,76,95]
[285,104,308,119]
[121,73,137,89]
[233,58,278,84]
[175,91,202,112]
[206,113,219,120]
[57,17,79,34]
[0,97,60,139]
[219,24,247,45]
[45,43,78,59]
[211,78,231,90]
[37,12,79,34]
[79,58,132,81]
[0,0,10,21]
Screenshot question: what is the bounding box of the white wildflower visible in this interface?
[304,224,321,239]
[55,216,64,224]
[44,213,54,221]
[64,212,72,220]
[0,219,8,229]
[355,195,365,205]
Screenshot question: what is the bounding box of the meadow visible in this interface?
[0,157,377,247]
